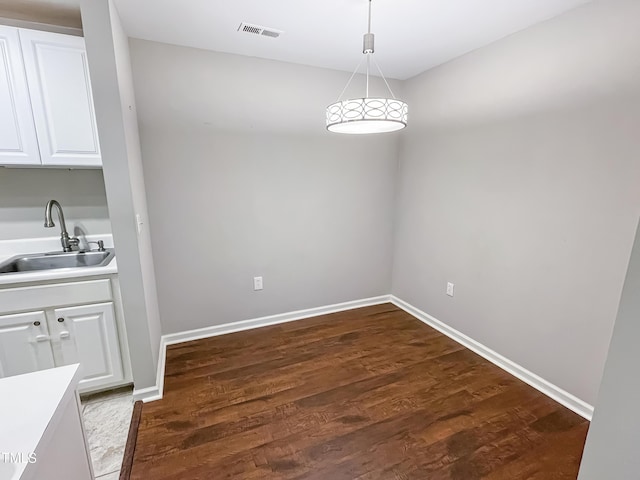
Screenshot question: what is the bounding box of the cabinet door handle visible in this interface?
[59,331,71,340]
[35,334,50,342]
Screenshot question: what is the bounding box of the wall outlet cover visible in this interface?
[253,276,263,291]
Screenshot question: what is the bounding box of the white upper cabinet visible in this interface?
[0,25,41,165]
[19,29,101,167]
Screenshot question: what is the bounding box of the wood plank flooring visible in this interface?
[130,304,588,479]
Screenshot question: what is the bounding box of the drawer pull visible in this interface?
[33,321,41,326]
[35,334,49,342]
[59,331,70,340]
[57,317,65,323]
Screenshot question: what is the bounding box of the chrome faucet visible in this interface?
[44,200,79,252]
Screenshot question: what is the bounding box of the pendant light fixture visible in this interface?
[326,0,408,134]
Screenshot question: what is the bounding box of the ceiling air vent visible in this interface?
[238,22,283,39]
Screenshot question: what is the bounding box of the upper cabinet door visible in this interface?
[19,29,102,167]
[0,26,41,165]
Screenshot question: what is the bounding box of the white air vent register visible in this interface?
[238,23,283,38]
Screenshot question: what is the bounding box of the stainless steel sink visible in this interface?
[0,249,115,274]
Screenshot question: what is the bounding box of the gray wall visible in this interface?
[578,219,640,477]
[129,39,400,334]
[80,0,162,390]
[117,1,640,410]
[0,168,111,240]
[392,0,640,406]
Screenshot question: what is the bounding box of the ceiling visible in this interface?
[112,0,592,80]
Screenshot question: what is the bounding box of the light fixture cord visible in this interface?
[366,0,372,97]
[336,56,365,102]
[336,0,398,103]
[366,55,370,98]
[372,56,397,99]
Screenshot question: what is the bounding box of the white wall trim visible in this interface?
[132,385,161,403]
[138,295,392,403]
[136,293,595,420]
[390,295,594,420]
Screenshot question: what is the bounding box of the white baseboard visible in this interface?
[390,295,594,420]
[132,385,161,403]
[142,295,392,403]
[137,293,594,420]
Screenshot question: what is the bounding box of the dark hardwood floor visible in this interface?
[131,304,588,479]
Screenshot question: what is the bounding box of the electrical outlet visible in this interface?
[447,282,455,297]
[253,276,263,291]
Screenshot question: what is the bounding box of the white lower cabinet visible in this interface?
[51,302,124,391]
[0,311,55,377]
[0,278,129,393]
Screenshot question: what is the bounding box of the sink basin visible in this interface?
[0,249,115,274]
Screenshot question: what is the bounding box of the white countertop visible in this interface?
[0,365,82,480]
[0,234,117,286]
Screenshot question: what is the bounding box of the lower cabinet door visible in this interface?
[51,302,123,391]
[0,311,55,378]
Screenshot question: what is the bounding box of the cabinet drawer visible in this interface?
[0,279,112,313]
